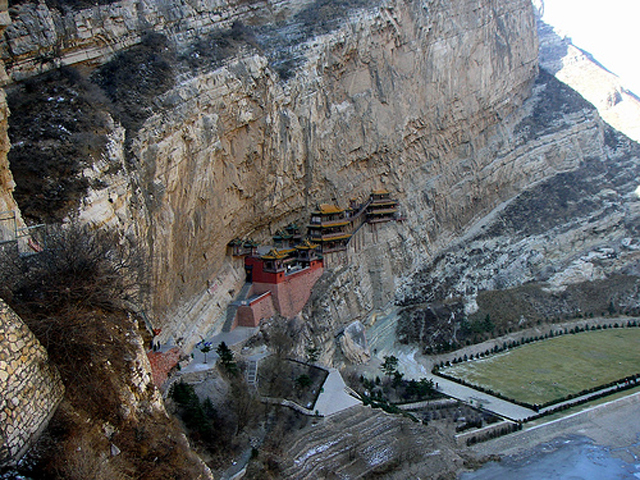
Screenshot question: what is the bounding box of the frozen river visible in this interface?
[460,435,640,479]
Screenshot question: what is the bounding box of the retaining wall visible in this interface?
[252,263,324,318]
[0,299,64,466]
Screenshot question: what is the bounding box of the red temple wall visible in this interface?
[250,261,323,318]
[236,292,276,327]
[147,347,181,388]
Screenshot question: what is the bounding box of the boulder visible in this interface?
[338,321,370,365]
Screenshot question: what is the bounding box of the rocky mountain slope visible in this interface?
[1,0,637,365]
[1,0,541,352]
[1,0,639,478]
[538,17,640,143]
[275,405,466,479]
[392,10,640,352]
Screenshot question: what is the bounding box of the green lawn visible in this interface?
[440,328,640,405]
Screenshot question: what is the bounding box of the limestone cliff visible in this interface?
[0,0,23,239]
[3,0,541,351]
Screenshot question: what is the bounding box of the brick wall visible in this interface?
[0,299,64,466]
[237,292,275,327]
[252,263,324,318]
[147,347,182,388]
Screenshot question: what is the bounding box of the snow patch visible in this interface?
[294,440,340,465]
[362,444,393,467]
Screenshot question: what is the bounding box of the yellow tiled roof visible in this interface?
[295,239,319,250]
[260,248,288,260]
[316,204,344,215]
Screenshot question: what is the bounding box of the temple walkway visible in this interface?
[222,282,253,332]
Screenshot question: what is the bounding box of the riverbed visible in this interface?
[461,435,639,479]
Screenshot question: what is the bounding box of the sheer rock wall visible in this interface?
[1,0,543,350]
[0,0,22,238]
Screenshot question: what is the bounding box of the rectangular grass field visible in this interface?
[439,328,640,405]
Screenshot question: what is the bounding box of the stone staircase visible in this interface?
[245,358,258,386]
[221,282,253,332]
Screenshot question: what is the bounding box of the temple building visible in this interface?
[238,243,323,326]
[273,223,302,250]
[294,239,321,266]
[307,204,352,253]
[227,238,258,257]
[366,189,399,223]
[225,188,400,327]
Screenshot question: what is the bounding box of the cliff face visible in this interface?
[2,0,540,349]
[299,70,617,364]
[0,0,22,238]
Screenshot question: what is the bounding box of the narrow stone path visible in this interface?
[430,376,537,421]
[222,282,253,332]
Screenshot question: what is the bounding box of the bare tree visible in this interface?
[0,223,147,318]
[267,317,295,359]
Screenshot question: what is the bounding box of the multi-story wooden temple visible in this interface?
[227,238,259,257]
[224,189,400,328]
[272,223,302,250]
[239,240,323,325]
[307,204,353,253]
[366,189,399,223]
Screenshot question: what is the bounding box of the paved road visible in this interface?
[365,307,537,421]
[314,369,361,416]
[472,391,640,459]
[180,326,258,374]
[431,376,537,421]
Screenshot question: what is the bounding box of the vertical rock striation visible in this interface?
[124,0,539,347]
[2,0,546,349]
[0,0,23,237]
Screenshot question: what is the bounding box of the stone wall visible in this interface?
[252,262,324,318]
[236,292,275,328]
[0,299,64,466]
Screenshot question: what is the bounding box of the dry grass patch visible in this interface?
[440,328,640,405]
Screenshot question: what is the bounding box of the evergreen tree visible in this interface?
[216,341,238,375]
[381,355,399,380]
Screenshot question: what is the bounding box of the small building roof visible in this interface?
[372,189,390,195]
[314,204,344,215]
[295,239,320,250]
[317,233,352,242]
[368,208,397,215]
[273,229,293,240]
[260,248,288,260]
[308,220,350,228]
